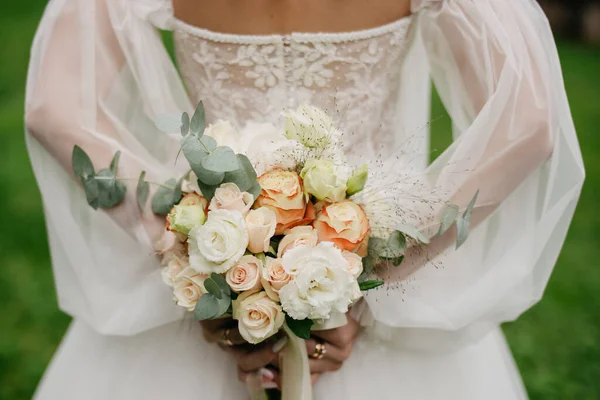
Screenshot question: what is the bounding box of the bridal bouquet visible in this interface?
[71,101,476,397]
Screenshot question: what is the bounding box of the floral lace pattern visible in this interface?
[173,17,414,157]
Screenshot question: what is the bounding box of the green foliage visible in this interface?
[456,190,479,249]
[190,101,206,135]
[71,145,94,180]
[438,204,460,236]
[359,280,385,291]
[150,178,182,215]
[136,171,149,210]
[194,273,233,321]
[285,314,313,340]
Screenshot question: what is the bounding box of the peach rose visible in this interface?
[209,183,254,216]
[172,267,209,311]
[313,200,370,257]
[225,255,263,293]
[342,251,364,279]
[245,207,277,254]
[255,169,307,235]
[277,226,318,258]
[260,257,292,302]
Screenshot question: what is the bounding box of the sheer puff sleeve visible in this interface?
[355,0,584,350]
[24,0,191,335]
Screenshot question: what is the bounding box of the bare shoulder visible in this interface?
[172,0,412,34]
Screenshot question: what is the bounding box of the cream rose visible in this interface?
[209,182,254,216]
[172,267,209,311]
[226,255,263,292]
[245,207,277,253]
[188,209,249,274]
[313,200,370,257]
[204,120,240,152]
[167,193,208,239]
[233,291,285,344]
[342,251,364,279]
[300,159,347,202]
[260,257,292,301]
[283,104,335,149]
[279,242,361,320]
[277,226,318,258]
[161,256,189,287]
[255,169,308,235]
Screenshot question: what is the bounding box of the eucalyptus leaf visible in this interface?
[181,112,190,136]
[211,273,231,297]
[247,181,262,200]
[202,146,239,172]
[155,113,182,133]
[385,230,407,258]
[437,204,460,236]
[136,171,149,210]
[285,315,313,340]
[94,169,127,208]
[223,155,256,192]
[359,280,385,291]
[456,190,480,249]
[197,180,219,200]
[362,254,376,275]
[72,145,95,180]
[204,278,222,299]
[367,237,387,257]
[194,164,225,186]
[83,175,100,209]
[190,101,206,135]
[151,178,182,215]
[181,134,216,167]
[109,151,121,175]
[194,293,220,321]
[396,224,430,245]
[215,294,232,318]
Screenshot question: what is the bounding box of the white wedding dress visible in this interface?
[25,0,584,399]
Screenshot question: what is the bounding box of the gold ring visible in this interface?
[311,340,327,360]
[220,328,234,347]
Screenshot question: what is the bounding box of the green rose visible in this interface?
[167,193,208,239]
[346,164,368,196]
[300,159,347,202]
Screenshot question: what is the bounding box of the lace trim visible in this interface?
[172,15,412,44]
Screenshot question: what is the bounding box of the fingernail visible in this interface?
[272,336,288,352]
[259,368,278,389]
[259,368,275,380]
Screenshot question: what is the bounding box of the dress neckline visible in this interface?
[172,15,413,44]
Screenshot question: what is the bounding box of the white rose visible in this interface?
[245,207,277,253]
[279,242,362,320]
[188,209,249,274]
[341,251,364,279]
[172,267,209,311]
[239,122,301,176]
[226,255,263,292]
[205,120,240,152]
[209,183,254,217]
[161,256,189,287]
[233,291,285,344]
[283,104,338,149]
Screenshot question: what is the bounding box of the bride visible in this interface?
[25,0,584,399]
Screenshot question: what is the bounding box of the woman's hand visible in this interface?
[304,314,361,384]
[200,318,284,389]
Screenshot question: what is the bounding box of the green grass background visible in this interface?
[1,2,599,399]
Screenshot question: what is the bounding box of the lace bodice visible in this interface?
[173,17,414,155]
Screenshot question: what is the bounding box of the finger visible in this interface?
[311,318,359,348]
[231,343,279,372]
[202,325,247,346]
[238,367,279,390]
[311,373,322,385]
[309,358,342,373]
[305,338,352,363]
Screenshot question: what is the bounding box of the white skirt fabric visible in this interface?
[34,319,527,400]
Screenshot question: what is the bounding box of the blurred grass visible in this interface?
[0,2,599,400]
